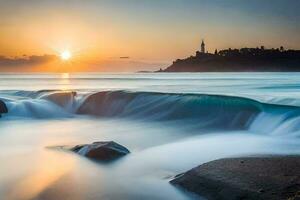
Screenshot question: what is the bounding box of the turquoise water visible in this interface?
[1,73,300,200]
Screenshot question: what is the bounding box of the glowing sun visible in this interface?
[60,50,72,60]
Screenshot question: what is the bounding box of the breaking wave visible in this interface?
[2,90,300,136]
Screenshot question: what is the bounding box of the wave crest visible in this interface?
[3,90,300,135]
[77,91,264,129]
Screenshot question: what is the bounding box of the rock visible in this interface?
[0,100,8,117]
[76,91,134,116]
[170,156,300,200]
[40,91,77,108]
[69,141,130,161]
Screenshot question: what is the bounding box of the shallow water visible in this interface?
[1,73,300,200]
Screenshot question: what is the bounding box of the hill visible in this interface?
[161,47,300,72]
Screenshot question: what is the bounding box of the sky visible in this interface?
[0,0,299,72]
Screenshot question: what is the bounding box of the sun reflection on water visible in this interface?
[59,73,71,90]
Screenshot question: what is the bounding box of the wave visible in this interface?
[2,90,300,136]
[6,99,72,118]
[1,90,76,118]
[77,91,264,129]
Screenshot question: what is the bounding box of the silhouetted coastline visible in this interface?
[160,47,300,72]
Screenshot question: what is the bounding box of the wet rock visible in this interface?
[40,91,77,108]
[0,100,8,117]
[68,141,130,161]
[170,156,300,200]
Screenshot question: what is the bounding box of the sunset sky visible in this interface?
[0,0,299,72]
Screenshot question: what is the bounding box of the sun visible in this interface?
[60,50,72,61]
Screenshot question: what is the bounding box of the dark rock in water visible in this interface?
[0,100,8,117]
[76,91,135,116]
[170,156,300,200]
[70,141,130,161]
[40,91,77,108]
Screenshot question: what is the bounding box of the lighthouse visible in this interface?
[201,39,205,53]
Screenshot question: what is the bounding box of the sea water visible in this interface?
[1,72,300,200]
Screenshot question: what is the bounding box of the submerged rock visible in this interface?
[40,91,77,108]
[65,141,130,161]
[0,100,8,117]
[170,156,300,200]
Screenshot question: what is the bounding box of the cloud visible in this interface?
[0,54,58,67]
[0,54,170,72]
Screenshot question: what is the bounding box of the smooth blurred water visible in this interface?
[1,73,300,200]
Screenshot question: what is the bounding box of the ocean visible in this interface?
[1,72,300,200]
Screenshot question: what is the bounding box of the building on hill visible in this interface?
[161,45,300,72]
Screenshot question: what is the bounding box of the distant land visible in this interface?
[158,41,300,72]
